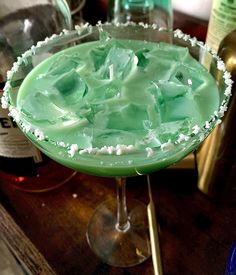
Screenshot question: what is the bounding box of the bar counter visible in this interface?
[0,166,236,275]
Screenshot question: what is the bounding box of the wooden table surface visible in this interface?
[0,166,236,275]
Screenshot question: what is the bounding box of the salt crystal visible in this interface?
[7,70,14,80]
[189,37,197,47]
[224,86,232,96]
[100,146,108,154]
[174,29,184,39]
[177,134,190,143]
[192,125,201,135]
[161,140,175,151]
[22,122,31,133]
[1,95,9,109]
[217,60,226,71]
[79,148,87,155]
[34,128,45,141]
[9,107,21,122]
[50,34,58,40]
[204,121,210,129]
[31,45,37,55]
[218,105,228,117]
[116,148,122,155]
[107,146,114,155]
[146,147,154,157]
[58,141,66,147]
[223,71,233,86]
[12,62,19,73]
[36,41,44,48]
[68,144,79,157]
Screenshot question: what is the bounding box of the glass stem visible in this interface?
[116,177,130,232]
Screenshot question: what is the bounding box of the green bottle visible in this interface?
[108,0,173,29]
[206,0,236,52]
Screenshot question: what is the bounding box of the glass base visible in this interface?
[87,199,151,267]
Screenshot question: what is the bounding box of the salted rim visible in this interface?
[0,22,233,159]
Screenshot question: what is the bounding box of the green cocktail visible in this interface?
[1,23,232,267]
[4,25,229,177]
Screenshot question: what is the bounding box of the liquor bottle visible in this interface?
[205,0,236,52]
[197,29,236,203]
[0,0,75,192]
[108,0,173,29]
[0,86,41,176]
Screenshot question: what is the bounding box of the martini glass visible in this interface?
[1,23,232,267]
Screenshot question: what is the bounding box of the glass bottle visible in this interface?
[197,29,236,203]
[205,0,236,52]
[0,0,75,192]
[108,0,173,29]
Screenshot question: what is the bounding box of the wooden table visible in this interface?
[1,166,236,275]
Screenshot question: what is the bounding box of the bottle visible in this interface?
[197,29,236,203]
[108,0,173,29]
[205,0,236,52]
[0,0,75,192]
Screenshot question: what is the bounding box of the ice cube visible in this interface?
[151,119,193,144]
[90,45,110,72]
[106,103,149,131]
[46,54,83,76]
[83,128,137,148]
[158,81,190,99]
[92,81,121,101]
[99,30,113,44]
[160,96,201,123]
[144,54,175,81]
[50,126,93,148]
[139,129,161,148]
[97,46,138,80]
[21,89,68,124]
[147,42,189,62]
[170,63,204,91]
[53,69,88,105]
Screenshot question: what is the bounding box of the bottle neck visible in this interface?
[123,0,171,12]
[108,0,173,28]
[123,0,155,9]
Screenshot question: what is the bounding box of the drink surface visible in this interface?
[16,35,220,176]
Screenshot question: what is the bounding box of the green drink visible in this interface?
[1,23,232,268]
[3,24,231,177]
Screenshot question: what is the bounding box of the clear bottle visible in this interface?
[0,0,75,192]
[108,0,173,29]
